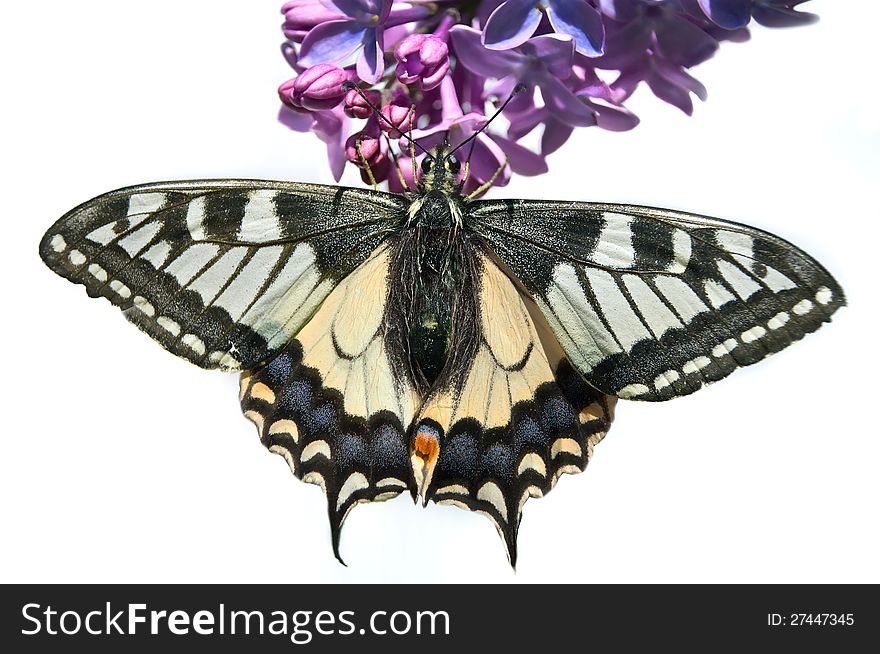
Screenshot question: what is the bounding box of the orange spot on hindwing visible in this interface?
[410,422,441,505]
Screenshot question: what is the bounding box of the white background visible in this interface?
[1,0,877,583]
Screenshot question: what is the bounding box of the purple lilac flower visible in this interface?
[395,33,450,90]
[483,0,605,56]
[276,0,819,188]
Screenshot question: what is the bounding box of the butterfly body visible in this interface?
[40,148,844,565]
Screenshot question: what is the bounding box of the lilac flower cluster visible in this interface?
[278,0,816,193]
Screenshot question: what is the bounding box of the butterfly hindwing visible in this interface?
[471,201,845,401]
[39,180,406,371]
[413,250,615,565]
[239,243,421,561]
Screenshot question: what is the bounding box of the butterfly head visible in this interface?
[417,143,463,194]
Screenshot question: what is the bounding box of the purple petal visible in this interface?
[320,0,381,20]
[506,105,547,140]
[697,0,751,29]
[356,28,385,83]
[646,61,707,115]
[483,0,544,51]
[278,105,316,132]
[450,26,524,79]
[656,60,708,102]
[492,134,548,176]
[524,35,575,79]
[540,118,573,155]
[299,20,365,67]
[388,156,417,193]
[312,108,348,181]
[596,0,638,22]
[539,74,597,127]
[654,17,719,67]
[587,100,640,131]
[546,0,605,57]
[752,1,818,28]
[467,134,511,187]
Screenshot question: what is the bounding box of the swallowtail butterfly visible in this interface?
[39,142,844,565]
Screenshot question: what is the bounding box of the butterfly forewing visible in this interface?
[39,180,406,371]
[469,200,845,401]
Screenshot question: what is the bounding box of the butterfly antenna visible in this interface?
[449,83,527,157]
[385,132,413,192]
[354,136,379,190]
[342,82,431,157]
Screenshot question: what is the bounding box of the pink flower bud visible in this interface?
[380,102,414,136]
[278,64,353,112]
[394,34,449,91]
[345,127,390,183]
[344,88,381,119]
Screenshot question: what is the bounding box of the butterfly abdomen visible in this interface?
[386,225,481,394]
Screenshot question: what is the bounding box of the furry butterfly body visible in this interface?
[40,145,843,565]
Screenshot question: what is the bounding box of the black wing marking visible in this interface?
[470,200,845,401]
[239,244,421,562]
[411,250,615,566]
[40,180,406,371]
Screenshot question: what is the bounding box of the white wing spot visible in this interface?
[87,263,108,282]
[142,240,173,268]
[156,316,181,336]
[741,326,767,344]
[109,280,132,299]
[336,472,370,510]
[436,484,469,496]
[716,231,754,260]
[181,333,207,357]
[268,419,299,444]
[302,471,326,491]
[238,190,282,242]
[301,440,331,462]
[682,356,711,375]
[717,259,761,300]
[50,234,67,252]
[592,212,634,268]
[186,196,207,240]
[118,222,162,257]
[132,296,155,317]
[68,249,86,266]
[654,370,681,392]
[711,338,738,358]
[128,192,167,216]
[550,438,582,459]
[792,299,813,316]
[249,381,276,404]
[376,477,407,489]
[667,229,692,274]
[476,482,508,521]
[617,383,650,399]
[517,453,547,477]
[767,311,790,330]
[815,287,833,305]
[703,279,736,309]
